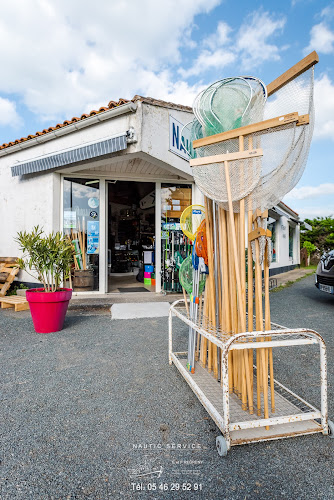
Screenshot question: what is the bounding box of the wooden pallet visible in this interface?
[0,296,29,312]
[0,258,20,296]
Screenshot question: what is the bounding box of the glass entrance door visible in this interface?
[160,183,192,293]
[107,181,155,293]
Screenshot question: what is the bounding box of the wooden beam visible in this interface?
[252,209,268,222]
[267,51,319,97]
[189,148,263,167]
[248,227,272,242]
[297,114,310,126]
[193,113,299,149]
[0,257,19,263]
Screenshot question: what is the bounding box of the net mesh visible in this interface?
[190,68,314,212]
[193,77,266,136]
[179,256,206,295]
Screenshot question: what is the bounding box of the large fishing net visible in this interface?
[183,68,314,212]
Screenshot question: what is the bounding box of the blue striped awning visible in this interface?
[11,134,127,177]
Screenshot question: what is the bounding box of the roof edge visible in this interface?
[133,95,193,113]
[0,101,137,158]
[278,200,299,218]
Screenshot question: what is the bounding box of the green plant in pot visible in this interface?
[16,226,74,333]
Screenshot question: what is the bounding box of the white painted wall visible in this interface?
[140,102,193,179]
[269,215,300,270]
[0,163,56,281]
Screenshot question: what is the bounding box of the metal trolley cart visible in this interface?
[169,299,334,456]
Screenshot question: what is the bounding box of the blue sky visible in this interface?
[0,0,333,219]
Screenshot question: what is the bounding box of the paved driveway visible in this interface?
[0,275,333,499]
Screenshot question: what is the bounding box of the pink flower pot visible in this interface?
[26,288,72,334]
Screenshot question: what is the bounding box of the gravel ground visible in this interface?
[0,275,333,500]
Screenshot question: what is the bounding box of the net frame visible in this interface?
[180,204,206,241]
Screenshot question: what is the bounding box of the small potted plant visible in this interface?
[16,226,74,334]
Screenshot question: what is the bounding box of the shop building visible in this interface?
[0,96,300,295]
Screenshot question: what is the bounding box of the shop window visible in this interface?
[161,183,192,292]
[268,221,277,262]
[289,225,294,259]
[63,178,100,291]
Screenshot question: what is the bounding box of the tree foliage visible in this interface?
[302,240,316,256]
[300,216,334,254]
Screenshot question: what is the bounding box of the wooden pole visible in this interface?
[200,286,209,368]
[253,215,269,427]
[223,160,253,409]
[82,217,86,270]
[247,204,254,412]
[183,287,189,317]
[264,243,275,413]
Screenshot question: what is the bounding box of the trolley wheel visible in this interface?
[216,435,228,457]
[328,419,334,438]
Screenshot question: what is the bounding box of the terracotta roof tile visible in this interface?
[0,95,193,151]
[0,97,130,151]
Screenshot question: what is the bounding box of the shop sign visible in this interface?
[169,115,193,161]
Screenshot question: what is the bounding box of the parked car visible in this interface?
[315,250,334,295]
